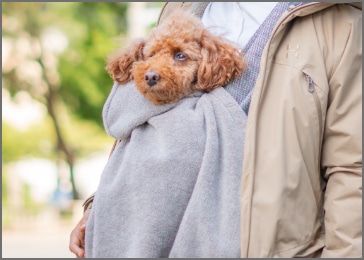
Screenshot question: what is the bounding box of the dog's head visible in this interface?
[106,11,246,105]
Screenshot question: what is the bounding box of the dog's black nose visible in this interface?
[144,71,160,87]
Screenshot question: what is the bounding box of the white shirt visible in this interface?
[201,2,278,48]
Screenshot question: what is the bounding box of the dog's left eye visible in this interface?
[174,52,187,61]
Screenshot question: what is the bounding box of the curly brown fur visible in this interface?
[106,38,146,84]
[106,11,246,105]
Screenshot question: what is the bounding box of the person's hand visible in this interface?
[69,209,91,258]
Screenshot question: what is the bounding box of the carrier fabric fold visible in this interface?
[85,81,247,258]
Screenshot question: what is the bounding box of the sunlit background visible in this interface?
[2,2,163,257]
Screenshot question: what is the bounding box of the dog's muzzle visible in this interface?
[144,71,160,87]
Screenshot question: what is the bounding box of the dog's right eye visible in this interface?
[174,52,187,61]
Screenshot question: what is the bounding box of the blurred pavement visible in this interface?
[2,201,84,258]
[3,225,75,258]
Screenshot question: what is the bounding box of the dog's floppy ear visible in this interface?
[197,31,246,91]
[105,38,146,84]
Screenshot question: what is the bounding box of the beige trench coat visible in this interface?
[158,2,362,258]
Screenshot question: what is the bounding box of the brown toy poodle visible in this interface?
[106,10,246,105]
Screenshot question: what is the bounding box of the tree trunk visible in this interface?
[37,55,80,200]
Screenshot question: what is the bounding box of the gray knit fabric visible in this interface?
[224,2,291,114]
[190,2,209,18]
[85,82,246,258]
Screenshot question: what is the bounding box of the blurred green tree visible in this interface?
[2,2,131,199]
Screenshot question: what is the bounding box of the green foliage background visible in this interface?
[3,2,129,128]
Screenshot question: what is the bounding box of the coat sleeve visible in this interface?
[320,4,362,258]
